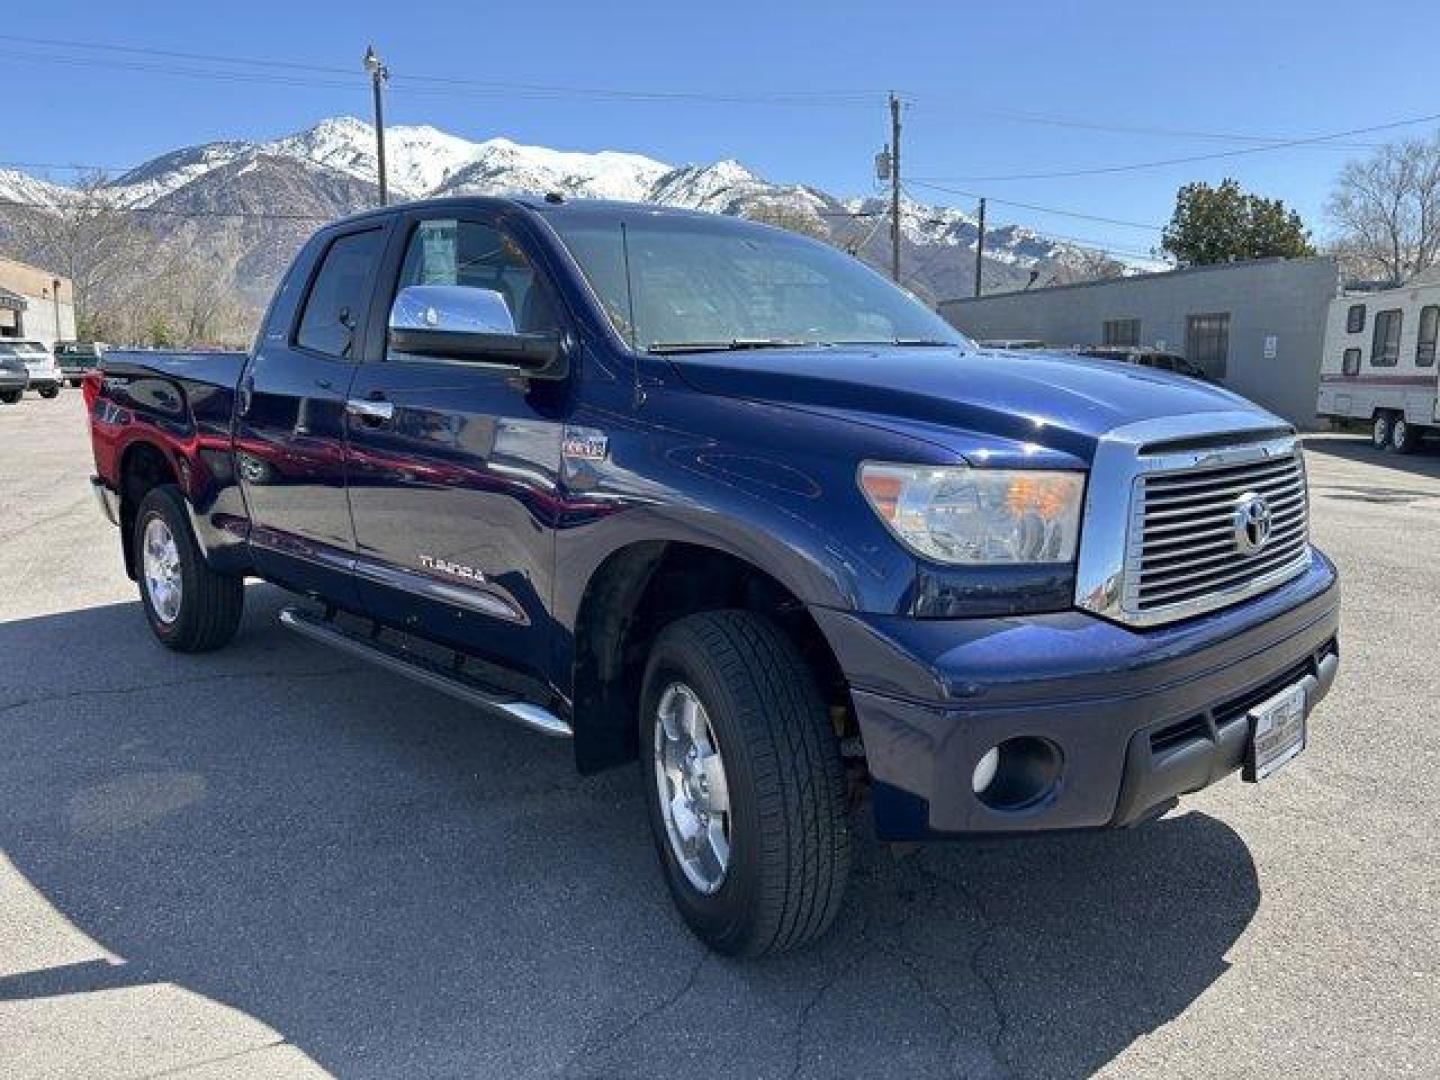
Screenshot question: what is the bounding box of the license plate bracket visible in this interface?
[1243,681,1308,782]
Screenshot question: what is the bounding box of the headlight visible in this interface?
[859,462,1084,564]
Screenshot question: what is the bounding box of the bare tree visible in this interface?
[741,201,832,242]
[8,171,146,339]
[1050,248,1130,286]
[1326,134,1440,285]
[156,231,254,346]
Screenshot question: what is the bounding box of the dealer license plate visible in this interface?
[1243,682,1308,782]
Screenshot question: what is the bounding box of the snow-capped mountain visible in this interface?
[0,169,71,209]
[1,117,1125,314]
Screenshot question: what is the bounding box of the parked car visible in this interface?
[87,197,1340,956]
[0,352,28,403]
[0,340,62,398]
[1075,345,1214,382]
[55,341,107,387]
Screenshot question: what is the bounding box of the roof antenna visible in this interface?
[620,220,645,408]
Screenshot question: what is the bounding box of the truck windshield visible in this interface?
[546,212,969,355]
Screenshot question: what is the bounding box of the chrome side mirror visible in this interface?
[390,285,517,337]
[388,285,565,375]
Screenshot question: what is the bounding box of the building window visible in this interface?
[1102,318,1140,347]
[1185,313,1230,380]
[1370,309,1402,367]
[1417,305,1438,367]
[1346,304,1366,333]
[1342,347,1361,376]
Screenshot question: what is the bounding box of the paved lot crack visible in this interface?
[563,950,709,1077]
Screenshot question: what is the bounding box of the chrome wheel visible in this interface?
[142,516,183,624]
[653,682,731,894]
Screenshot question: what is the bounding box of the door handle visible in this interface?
[346,398,395,424]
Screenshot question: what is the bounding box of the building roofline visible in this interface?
[0,254,74,292]
[940,254,1337,307]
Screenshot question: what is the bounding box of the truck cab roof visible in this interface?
[325,194,759,231]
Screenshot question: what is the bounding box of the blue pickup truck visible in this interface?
[87,197,1340,955]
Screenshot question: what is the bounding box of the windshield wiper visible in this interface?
[646,338,819,355]
[831,337,958,347]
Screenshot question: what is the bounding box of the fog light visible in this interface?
[972,747,1000,793]
[974,736,1063,811]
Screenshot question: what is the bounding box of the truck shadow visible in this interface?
[0,590,1260,1079]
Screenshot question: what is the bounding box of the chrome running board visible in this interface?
[279,606,572,738]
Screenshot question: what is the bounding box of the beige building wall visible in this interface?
[0,256,78,348]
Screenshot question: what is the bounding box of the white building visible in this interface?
[0,256,78,348]
[940,257,1340,429]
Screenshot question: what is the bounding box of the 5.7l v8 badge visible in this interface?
[562,428,609,462]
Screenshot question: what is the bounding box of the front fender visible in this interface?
[551,379,949,636]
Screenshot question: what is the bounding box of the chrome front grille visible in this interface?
[1074,413,1315,629]
[1122,449,1310,622]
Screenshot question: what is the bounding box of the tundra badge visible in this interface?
[419,554,486,583]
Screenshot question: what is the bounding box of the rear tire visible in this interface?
[1371,412,1392,450]
[0,390,19,404]
[134,486,244,652]
[1389,416,1423,454]
[640,610,850,956]
[38,385,59,400]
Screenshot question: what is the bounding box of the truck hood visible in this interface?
[668,345,1271,465]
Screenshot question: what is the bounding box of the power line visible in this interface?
[820,200,1162,262]
[965,107,1384,151]
[905,181,1164,231]
[0,193,1165,262]
[0,197,330,222]
[0,161,124,172]
[0,36,882,107]
[910,108,1440,182]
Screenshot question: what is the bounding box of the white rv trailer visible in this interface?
[1316,278,1440,453]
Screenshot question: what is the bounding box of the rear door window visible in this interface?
[294,228,385,359]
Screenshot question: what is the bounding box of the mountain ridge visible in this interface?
[0,116,1127,316]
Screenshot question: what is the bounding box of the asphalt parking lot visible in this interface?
[1,392,1436,1079]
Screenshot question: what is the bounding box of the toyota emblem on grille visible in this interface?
[1232,492,1273,555]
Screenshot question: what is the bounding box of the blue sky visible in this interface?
[4,0,1438,260]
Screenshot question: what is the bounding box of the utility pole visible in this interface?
[363,45,390,206]
[973,197,987,298]
[51,278,63,344]
[889,92,902,282]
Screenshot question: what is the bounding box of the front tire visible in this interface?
[640,610,850,956]
[38,385,59,399]
[134,486,244,652]
[0,390,19,404]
